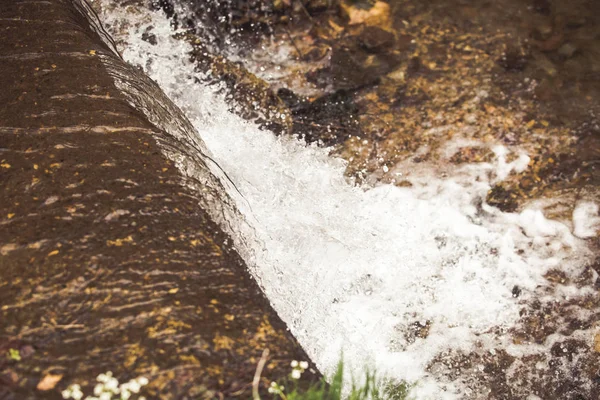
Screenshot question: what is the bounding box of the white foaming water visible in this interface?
[99,5,595,398]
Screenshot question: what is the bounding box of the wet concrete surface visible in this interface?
[0,1,318,398]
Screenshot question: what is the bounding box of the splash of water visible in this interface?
[98,4,596,397]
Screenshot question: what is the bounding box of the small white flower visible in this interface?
[97,374,108,383]
[290,360,298,368]
[121,390,131,400]
[94,384,104,396]
[99,392,111,400]
[268,382,284,395]
[61,389,72,399]
[137,376,149,386]
[105,377,119,393]
[299,361,309,370]
[69,386,83,400]
[291,369,301,380]
[128,381,141,393]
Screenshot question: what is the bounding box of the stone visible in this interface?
[358,26,396,53]
[557,42,578,58]
[339,0,392,29]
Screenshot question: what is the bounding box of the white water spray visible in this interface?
[98,4,596,398]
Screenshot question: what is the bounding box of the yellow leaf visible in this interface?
[594,333,600,353]
[47,250,59,256]
[213,334,234,351]
[1,163,10,168]
[7,213,14,219]
[89,49,96,55]
[168,288,179,294]
[106,235,134,247]
[37,374,63,391]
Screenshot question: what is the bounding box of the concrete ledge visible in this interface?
[0,1,316,398]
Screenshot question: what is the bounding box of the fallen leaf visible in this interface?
[37,374,63,391]
[594,333,600,353]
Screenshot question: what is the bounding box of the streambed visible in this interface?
[96,0,600,398]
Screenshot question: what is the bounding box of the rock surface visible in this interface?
[0,1,317,398]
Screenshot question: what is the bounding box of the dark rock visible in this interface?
[306,0,331,13]
[358,26,396,53]
[532,0,552,15]
[141,29,158,45]
[498,45,529,71]
[557,42,578,58]
[396,34,414,51]
[287,89,361,145]
[330,45,377,88]
[512,285,522,298]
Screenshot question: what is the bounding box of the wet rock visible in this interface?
[150,0,175,18]
[512,285,522,298]
[532,22,554,41]
[141,29,157,45]
[532,0,552,15]
[449,146,495,164]
[188,38,292,134]
[405,320,431,344]
[358,26,396,53]
[396,34,414,51]
[498,44,530,71]
[487,185,519,212]
[329,42,401,89]
[533,52,558,76]
[534,31,565,52]
[282,89,361,145]
[558,42,578,58]
[550,339,588,362]
[305,0,331,13]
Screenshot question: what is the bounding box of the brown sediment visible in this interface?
[0,1,319,399]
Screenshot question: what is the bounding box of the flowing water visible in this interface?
[97,2,599,398]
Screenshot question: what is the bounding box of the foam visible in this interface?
[98,4,596,397]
